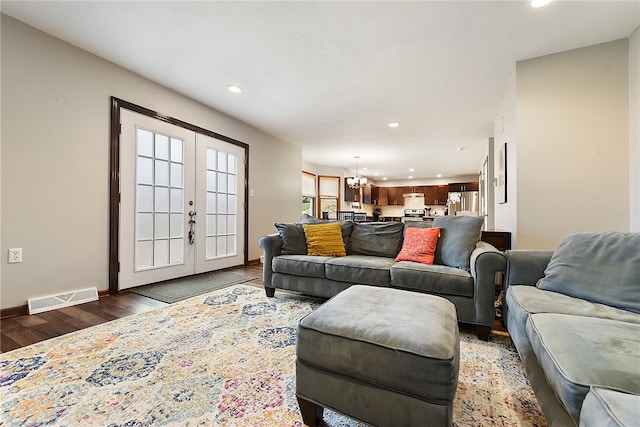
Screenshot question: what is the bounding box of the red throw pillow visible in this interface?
[395,227,441,264]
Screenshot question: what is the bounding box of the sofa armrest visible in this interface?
[257,233,283,287]
[470,241,506,326]
[504,250,553,290]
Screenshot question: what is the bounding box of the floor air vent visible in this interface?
[28,287,99,315]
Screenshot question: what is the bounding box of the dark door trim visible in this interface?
[109,97,250,295]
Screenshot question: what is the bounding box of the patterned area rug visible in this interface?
[0,285,547,426]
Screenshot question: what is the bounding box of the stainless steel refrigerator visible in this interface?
[447,191,479,216]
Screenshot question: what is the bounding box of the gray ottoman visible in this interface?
[296,285,460,427]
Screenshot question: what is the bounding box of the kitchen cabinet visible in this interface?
[403,185,425,195]
[448,182,479,192]
[386,187,404,206]
[344,181,362,203]
[362,184,372,205]
[344,181,355,202]
[424,185,449,205]
[372,186,388,205]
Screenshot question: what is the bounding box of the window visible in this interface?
[302,171,316,217]
[318,175,340,219]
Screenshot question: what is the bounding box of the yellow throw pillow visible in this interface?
[302,222,346,257]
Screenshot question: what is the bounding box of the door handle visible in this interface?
[188,209,196,244]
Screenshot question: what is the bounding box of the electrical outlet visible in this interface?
[8,248,22,263]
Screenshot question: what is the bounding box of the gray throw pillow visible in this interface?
[537,232,640,314]
[347,222,404,258]
[274,223,307,255]
[300,213,325,224]
[432,216,483,271]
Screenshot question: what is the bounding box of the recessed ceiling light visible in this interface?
[374,173,379,176]
[382,177,388,180]
[457,147,467,152]
[409,168,414,172]
[228,85,243,94]
[408,175,413,179]
[530,0,552,7]
[436,174,442,178]
[388,122,400,128]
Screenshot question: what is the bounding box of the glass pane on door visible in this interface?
[135,128,185,270]
[205,147,238,259]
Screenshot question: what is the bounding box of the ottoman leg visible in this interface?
[477,325,491,341]
[297,395,324,427]
[264,286,275,297]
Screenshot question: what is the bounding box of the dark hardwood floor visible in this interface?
[1,264,506,353]
[1,265,263,353]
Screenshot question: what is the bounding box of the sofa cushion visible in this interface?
[391,261,474,298]
[302,222,346,257]
[274,223,307,255]
[536,232,640,314]
[395,227,441,265]
[325,255,395,287]
[432,216,483,271]
[580,387,640,427]
[272,255,332,279]
[526,313,640,425]
[506,286,640,326]
[347,221,404,258]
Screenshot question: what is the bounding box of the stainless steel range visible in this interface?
[402,208,425,222]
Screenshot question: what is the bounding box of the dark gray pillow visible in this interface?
[347,221,404,258]
[300,214,354,247]
[403,221,434,233]
[300,213,325,224]
[537,232,640,314]
[432,216,483,270]
[274,223,307,255]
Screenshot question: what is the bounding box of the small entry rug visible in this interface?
[0,285,547,426]
[128,270,257,303]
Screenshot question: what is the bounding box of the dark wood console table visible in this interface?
[481,230,512,252]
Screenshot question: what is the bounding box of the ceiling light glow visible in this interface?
[530,0,552,8]
[388,122,400,128]
[228,85,243,93]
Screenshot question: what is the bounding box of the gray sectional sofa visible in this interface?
[503,232,640,426]
[258,215,506,339]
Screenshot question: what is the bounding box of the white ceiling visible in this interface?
[2,1,639,180]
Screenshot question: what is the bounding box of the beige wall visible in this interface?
[0,15,301,309]
[495,39,631,250]
[493,67,518,245]
[630,27,640,232]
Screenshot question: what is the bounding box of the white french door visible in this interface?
[194,133,245,273]
[118,110,245,290]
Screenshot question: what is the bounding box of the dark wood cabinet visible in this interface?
[481,230,512,252]
[436,185,449,205]
[362,184,372,205]
[403,185,424,195]
[448,182,479,192]
[374,186,388,205]
[386,187,404,206]
[344,181,355,202]
[424,185,449,205]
